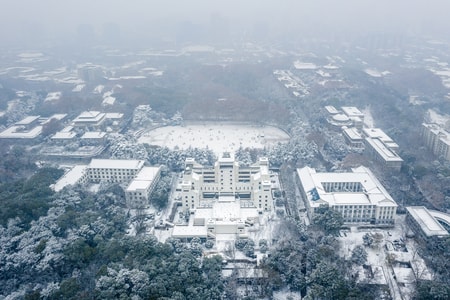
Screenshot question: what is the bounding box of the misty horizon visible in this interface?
[1,0,450,48]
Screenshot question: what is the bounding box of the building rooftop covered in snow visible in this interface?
[406,206,449,238]
[125,166,162,208]
[172,153,274,239]
[297,166,397,224]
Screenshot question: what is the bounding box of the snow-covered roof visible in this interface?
[406,206,449,237]
[73,111,105,124]
[42,114,67,124]
[52,165,87,192]
[172,225,208,238]
[365,138,403,162]
[0,126,42,139]
[81,131,106,139]
[105,113,123,119]
[135,166,161,180]
[362,128,393,143]
[89,159,144,170]
[15,115,40,125]
[325,105,339,114]
[213,200,241,220]
[126,167,161,192]
[342,106,364,118]
[343,127,363,140]
[297,166,397,208]
[332,113,350,122]
[51,131,77,140]
[126,180,153,191]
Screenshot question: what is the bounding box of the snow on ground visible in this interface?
[428,68,450,89]
[138,122,290,155]
[72,84,85,92]
[338,215,429,300]
[45,92,62,102]
[362,106,375,127]
[93,85,105,94]
[293,61,317,70]
[365,69,391,77]
[102,91,116,106]
[427,109,450,125]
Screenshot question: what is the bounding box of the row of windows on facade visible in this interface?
[199,185,260,191]
[92,175,132,179]
[90,168,135,173]
[91,171,132,176]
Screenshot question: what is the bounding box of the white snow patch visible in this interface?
[293,61,317,70]
[138,122,290,155]
[426,109,450,125]
[93,85,105,94]
[365,69,390,77]
[72,84,85,92]
[45,92,62,102]
[361,107,375,127]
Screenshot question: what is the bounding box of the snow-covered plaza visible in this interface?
[138,122,290,154]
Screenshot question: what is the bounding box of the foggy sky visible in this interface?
[1,0,450,47]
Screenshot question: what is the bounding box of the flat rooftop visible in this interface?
[342,106,364,117]
[406,206,449,237]
[0,126,42,139]
[365,138,403,162]
[15,115,40,125]
[89,159,144,170]
[135,166,161,180]
[52,165,87,192]
[127,180,153,191]
[73,111,105,123]
[343,127,363,140]
[325,105,339,114]
[52,131,77,139]
[172,225,208,238]
[81,131,106,139]
[127,167,162,191]
[363,128,394,143]
[297,166,397,207]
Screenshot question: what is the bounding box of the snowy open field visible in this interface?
[138,122,290,155]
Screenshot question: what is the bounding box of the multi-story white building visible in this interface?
[362,128,403,171]
[180,152,273,212]
[172,153,274,240]
[87,159,145,183]
[125,166,162,208]
[421,123,450,161]
[297,166,397,224]
[342,106,364,129]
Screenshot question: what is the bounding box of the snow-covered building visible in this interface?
[125,166,161,208]
[342,127,364,148]
[0,115,43,139]
[87,159,145,183]
[72,111,107,128]
[406,206,449,239]
[80,131,107,145]
[362,128,402,171]
[421,123,450,161]
[51,127,77,142]
[172,153,274,239]
[297,166,397,224]
[51,165,88,192]
[341,106,364,129]
[180,152,273,212]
